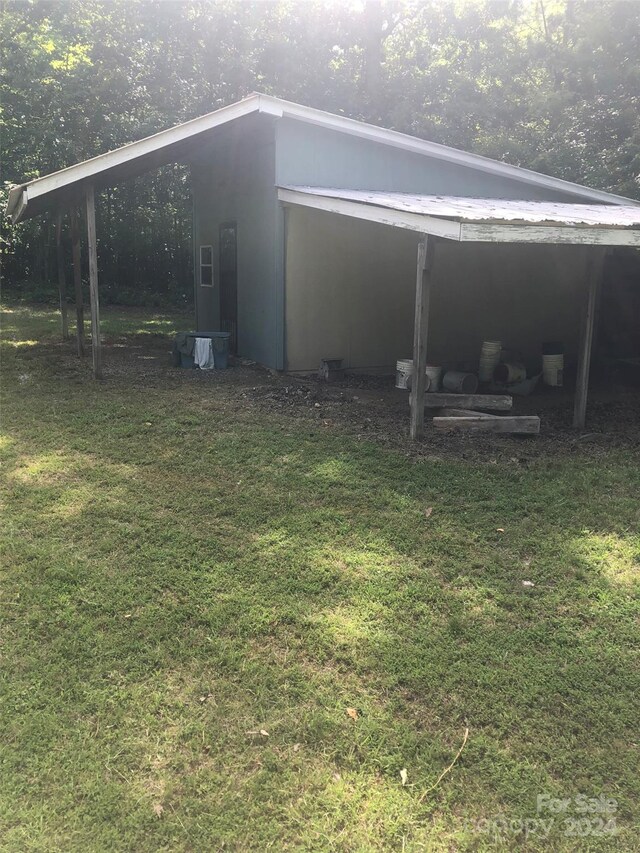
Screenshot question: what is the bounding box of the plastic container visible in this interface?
[479,340,502,382]
[425,364,442,392]
[543,353,564,387]
[396,359,413,389]
[211,332,231,369]
[395,359,432,392]
[442,370,479,394]
[187,331,231,370]
[494,362,526,384]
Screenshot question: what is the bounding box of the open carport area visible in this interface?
[278,188,640,437]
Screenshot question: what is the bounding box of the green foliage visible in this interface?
[1,303,639,849]
[2,1,639,304]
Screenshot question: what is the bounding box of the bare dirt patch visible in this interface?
[88,329,640,464]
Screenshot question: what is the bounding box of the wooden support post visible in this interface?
[85,184,102,379]
[55,211,69,340]
[573,248,606,429]
[70,207,85,357]
[409,235,436,440]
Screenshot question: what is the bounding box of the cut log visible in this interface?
[421,393,512,411]
[433,416,540,434]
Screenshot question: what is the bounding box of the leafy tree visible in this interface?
[2,0,638,305]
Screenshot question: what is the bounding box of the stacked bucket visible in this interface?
[542,342,564,387]
[479,340,502,383]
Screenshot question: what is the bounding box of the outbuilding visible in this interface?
[7,93,640,436]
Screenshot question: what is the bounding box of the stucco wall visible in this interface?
[285,206,589,373]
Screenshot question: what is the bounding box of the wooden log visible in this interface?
[433,416,540,434]
[409,235,436,439]
[55,210,69,340]
[421,393,513,411]
[85,185,102,379]
[436,408,496,418]
[70,206,85,357]
[573,248,606,429]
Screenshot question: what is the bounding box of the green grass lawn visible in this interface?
[1,304,639,851]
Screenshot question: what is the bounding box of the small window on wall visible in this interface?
[200,245,214,287]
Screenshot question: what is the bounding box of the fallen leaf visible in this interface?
[333,772,341,781]
[496,528,505,533]
[152,803,164,818]
[293,743,301,752]
[400,768,408,786]
[424,507,433,519]
[346,707,359,721]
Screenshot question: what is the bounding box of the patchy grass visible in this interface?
[1,303,639,851]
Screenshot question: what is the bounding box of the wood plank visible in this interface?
[433,416,540,434]
[461,223,640,247]
[422,393,512,411]
[70,206,85,357]
[573,248,606,428]
[409,236,436,439]
[85,184,102,379]
[55,210,69,340]
[436,408,496,418]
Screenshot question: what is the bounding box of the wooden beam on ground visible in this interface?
[55,210,69,340]
[421,393,513,411]
[409,235,436,439]
[573,248,606,429]
[436,408,496,418]
[85,184,102,379]
[70,206,85,357]
[433,416,540,434]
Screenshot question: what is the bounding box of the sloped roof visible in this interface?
[7,93,639,223]
[278,187,640,246]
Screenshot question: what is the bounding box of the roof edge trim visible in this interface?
[7,92,639,223]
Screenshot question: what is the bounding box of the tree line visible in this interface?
[2,0,639,306]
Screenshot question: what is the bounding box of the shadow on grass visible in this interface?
[1,305,639,850]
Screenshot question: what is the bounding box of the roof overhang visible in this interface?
[6,94,284,223]
[278,187,640,247]
[7,93,640,224]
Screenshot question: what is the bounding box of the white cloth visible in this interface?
[193,337,215,369]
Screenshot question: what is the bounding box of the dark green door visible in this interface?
[219,223,237,353]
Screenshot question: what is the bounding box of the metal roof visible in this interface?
[278,187,640,247]
[7,93,640,223]
[281,187,640,226]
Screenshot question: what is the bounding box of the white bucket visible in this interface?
[543,354,564,387]
[395,360,434,392]
[396,359,413,389]
[479,340,502,382]
[425,364,442,392]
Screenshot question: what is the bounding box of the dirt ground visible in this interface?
[35,326,640,464]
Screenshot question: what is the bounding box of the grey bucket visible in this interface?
[442,371,479,394]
